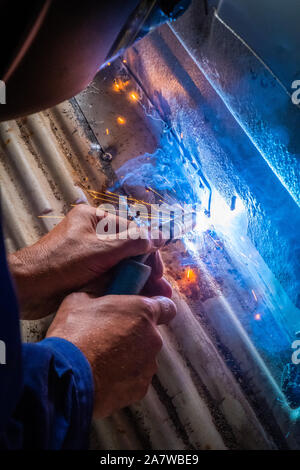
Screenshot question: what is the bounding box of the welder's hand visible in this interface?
[46,292,177,418]
[8,204,166,320]
[82,250,172,300]
[142,251,172,298]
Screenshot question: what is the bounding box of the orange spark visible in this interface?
[117,116,126,125]
[113,81,120,92]
[113,78,129,92]
[185,267,197,283]
[254,313,261,321]
[105,128,110,135]
[129,91,139,102]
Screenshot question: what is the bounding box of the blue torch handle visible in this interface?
[105,257,152,295]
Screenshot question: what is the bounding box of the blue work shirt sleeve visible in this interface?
[1,337,94,449]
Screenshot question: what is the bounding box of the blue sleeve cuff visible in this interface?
[39,337,94,439]
[17,337,94,449]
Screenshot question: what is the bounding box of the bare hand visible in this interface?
[46,292,176,418]
[8,205,170,319]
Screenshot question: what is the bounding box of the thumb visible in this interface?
[147,296,177,325]
[96,217,163,260]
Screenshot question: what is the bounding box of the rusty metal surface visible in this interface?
[0,54,281,450]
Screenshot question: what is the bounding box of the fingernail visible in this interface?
[153,296,177,317]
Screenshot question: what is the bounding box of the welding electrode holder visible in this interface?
[105,254,152,295]
[105,215,182,295]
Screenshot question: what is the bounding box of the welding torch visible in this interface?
[105,213,194,295]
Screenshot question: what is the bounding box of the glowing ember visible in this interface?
[129,91,139,102]
[105,128,110,135]
[175,266,200,299]
[113,81,121,92]
[185,267,197,283]
[117,116,126,125]
[113,79,129,92]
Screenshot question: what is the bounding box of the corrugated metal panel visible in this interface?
[0,42,286,449]
[121,0,300,449]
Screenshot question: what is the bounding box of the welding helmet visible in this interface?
[0,0,190,121]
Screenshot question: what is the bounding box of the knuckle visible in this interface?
[134,314,151,334]
[135,236,151,253]
[139,297,156,320]
[72,204,86,214]
[63,291,89,305]
[71,204,92,218]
